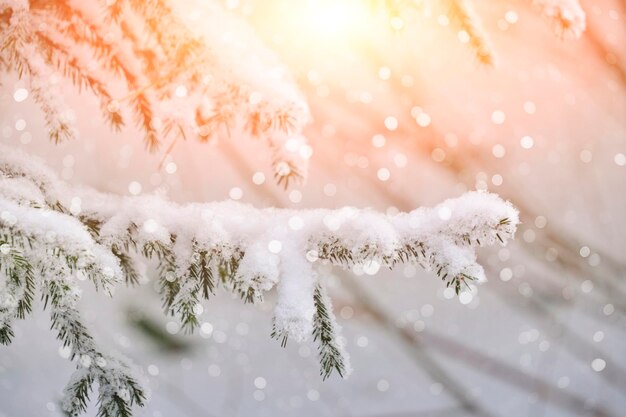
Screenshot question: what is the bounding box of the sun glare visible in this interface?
[292,0,372,41]
[299,0,371,39]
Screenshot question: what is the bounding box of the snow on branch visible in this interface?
[0,0,311,186]
[0,145,518,414]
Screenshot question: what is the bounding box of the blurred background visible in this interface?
[1,0,625,416]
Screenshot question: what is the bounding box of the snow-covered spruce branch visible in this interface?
[0,0,311,187]
[0,198,146,417]
[0,146,519,414]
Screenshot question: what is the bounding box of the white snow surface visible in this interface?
[1,144,518,344]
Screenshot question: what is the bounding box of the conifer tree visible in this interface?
[0,0,586,415]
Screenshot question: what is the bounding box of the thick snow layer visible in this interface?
[1,144,518,344]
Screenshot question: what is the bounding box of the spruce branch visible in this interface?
[0,0,313,185]
[370,0,585,61]
[0,139,518,415]
[445,0,496,66]
[112,247,141,286]
[531,0,586,39]
[313,284,351,380]
[0,237,35,344]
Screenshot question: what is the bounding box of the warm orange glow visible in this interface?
[258,0,401,50]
